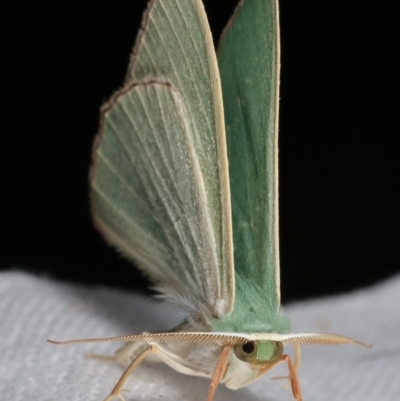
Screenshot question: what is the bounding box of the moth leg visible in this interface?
[86,341,159,365]
[284,353,302,401]
[272,343,302,389]
[86,330,162,365]
[293,343,301,372]
[257,354,302,401]
[102,344,156,401]
[206,344,232,401]
[282,343,301,390]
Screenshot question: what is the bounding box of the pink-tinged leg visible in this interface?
[284,354,302,401]
[206,344,232,401]
[258,354,303,401]
[103,345,154,401]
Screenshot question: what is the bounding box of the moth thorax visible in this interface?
[233,340,283,363]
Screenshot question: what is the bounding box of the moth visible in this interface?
[49,1,369,400]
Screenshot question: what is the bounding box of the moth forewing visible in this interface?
[91,0,234,319]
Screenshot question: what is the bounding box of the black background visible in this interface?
[2,0,398,304]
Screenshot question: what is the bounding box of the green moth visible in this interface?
[49,0,369,400]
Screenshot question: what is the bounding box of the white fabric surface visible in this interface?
[1,270,399,401]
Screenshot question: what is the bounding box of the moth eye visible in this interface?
[234,341,258,362]
[242,342,255,354]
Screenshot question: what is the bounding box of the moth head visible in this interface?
[222,340,285,389]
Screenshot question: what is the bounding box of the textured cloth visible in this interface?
[1,270,399,401]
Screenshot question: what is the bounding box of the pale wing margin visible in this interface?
[90,81,226,317]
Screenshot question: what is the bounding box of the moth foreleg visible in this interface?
[86,341,161,366]
[206,344,232,401]
[102,344,156,401]
[271,343,302,389]
[256,352,303,401]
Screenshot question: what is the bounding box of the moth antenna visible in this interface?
[48,332,249,346]
[279,333,372,348]
[47,336,133,346]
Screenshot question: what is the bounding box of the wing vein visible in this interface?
[108,102,196,288]
[153,3,211,138]
[151,87,205,291]
[173,0,207,77]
